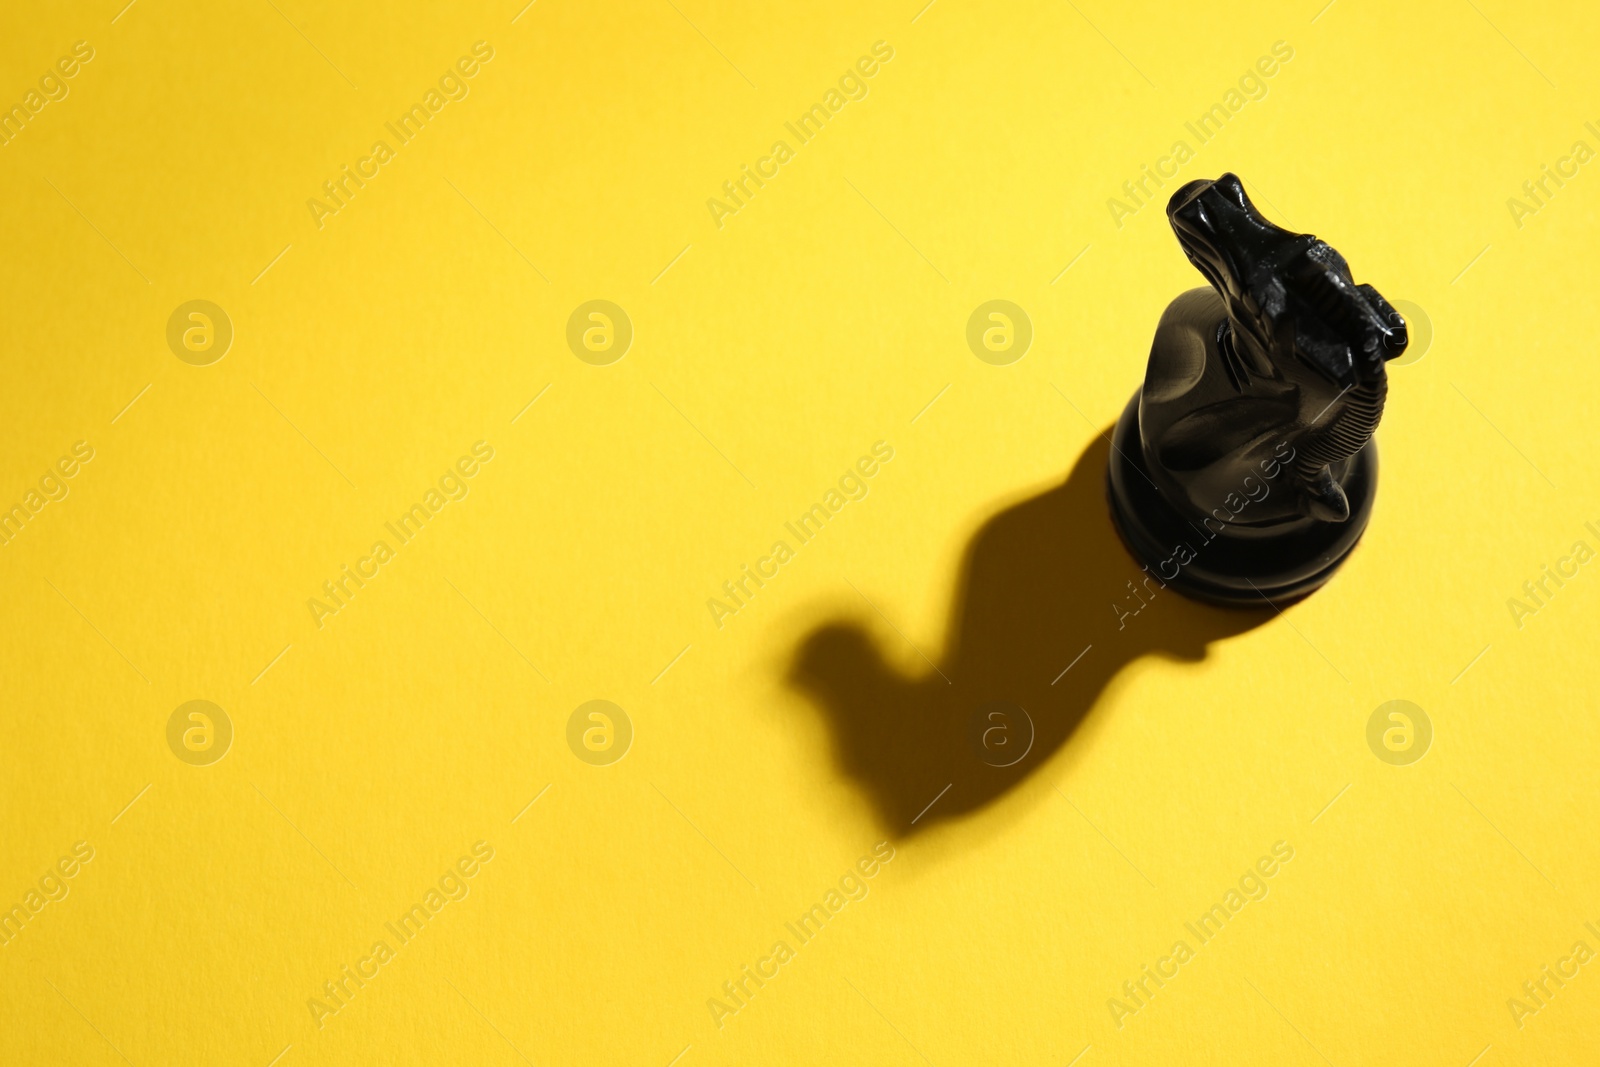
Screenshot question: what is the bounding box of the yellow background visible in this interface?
[3,0,1598,1063]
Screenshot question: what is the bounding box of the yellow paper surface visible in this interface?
[2,1,1598,1063]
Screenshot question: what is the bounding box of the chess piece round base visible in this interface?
[1106,393,1377,607]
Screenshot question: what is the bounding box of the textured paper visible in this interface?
[2,2,1597,1064]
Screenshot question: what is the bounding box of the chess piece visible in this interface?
[1107,173,1408,606]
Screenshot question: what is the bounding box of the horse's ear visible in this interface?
[1279,248,1406,387]
[1356,283,1409,362]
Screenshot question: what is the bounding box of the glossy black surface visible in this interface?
[1107,173,1407,605]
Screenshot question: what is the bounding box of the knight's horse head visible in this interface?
[1166,174,1408,520]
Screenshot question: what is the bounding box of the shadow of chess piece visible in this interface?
[1108,173,1410,605]
[789,435,1268,837]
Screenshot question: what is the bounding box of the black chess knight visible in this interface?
[1107,173,1409,605]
